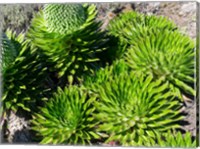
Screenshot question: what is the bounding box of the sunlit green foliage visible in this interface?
[125,28,195,96]
[32,86,99,145]
[27,4,108,85]
[94,72,183,146]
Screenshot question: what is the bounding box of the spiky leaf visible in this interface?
[106,11,177,60]
[125,28,195,96]
[157,131,196,147]
[27,4,108,84]
[83,59,129,93]
[32,86,100,145]
[1,30,48,112]
[94,72,183,146]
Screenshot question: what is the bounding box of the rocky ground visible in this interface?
[1,2,198,144]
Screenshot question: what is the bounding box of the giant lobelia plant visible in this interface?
[32,85,100,145]
[27,4,108,85]
[108,11,177,44]
[107,11,195,96]
[1,30,48,112]
[125,28,195,96]
[104,11,177,61]
[94,72,184,146]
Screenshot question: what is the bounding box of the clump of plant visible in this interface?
[108,11,176,43]
[83,59,129,93]
[27,4,108,85]
[1,30,48,112]
[32,85,100,145]
[104,11,177,61]
[1,31,18,71]
[125,28,195,96]
[157,131,196,147]
[94,72,184,146]
[1,3,196,147]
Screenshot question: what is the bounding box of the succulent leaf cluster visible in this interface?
[102,11,178,67]
[125,28,195,95]
[94,72,183,146]
[27,4,108,84]
[1,32,17,71]
[1,4,196,147]
[32,86,99,145]
[107,11,195,96]
[83,59,129,93]
[1,30,48,112]
[108,11,177,47]
[157,131,196,147]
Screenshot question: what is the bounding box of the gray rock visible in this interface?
[6,111,31,143]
